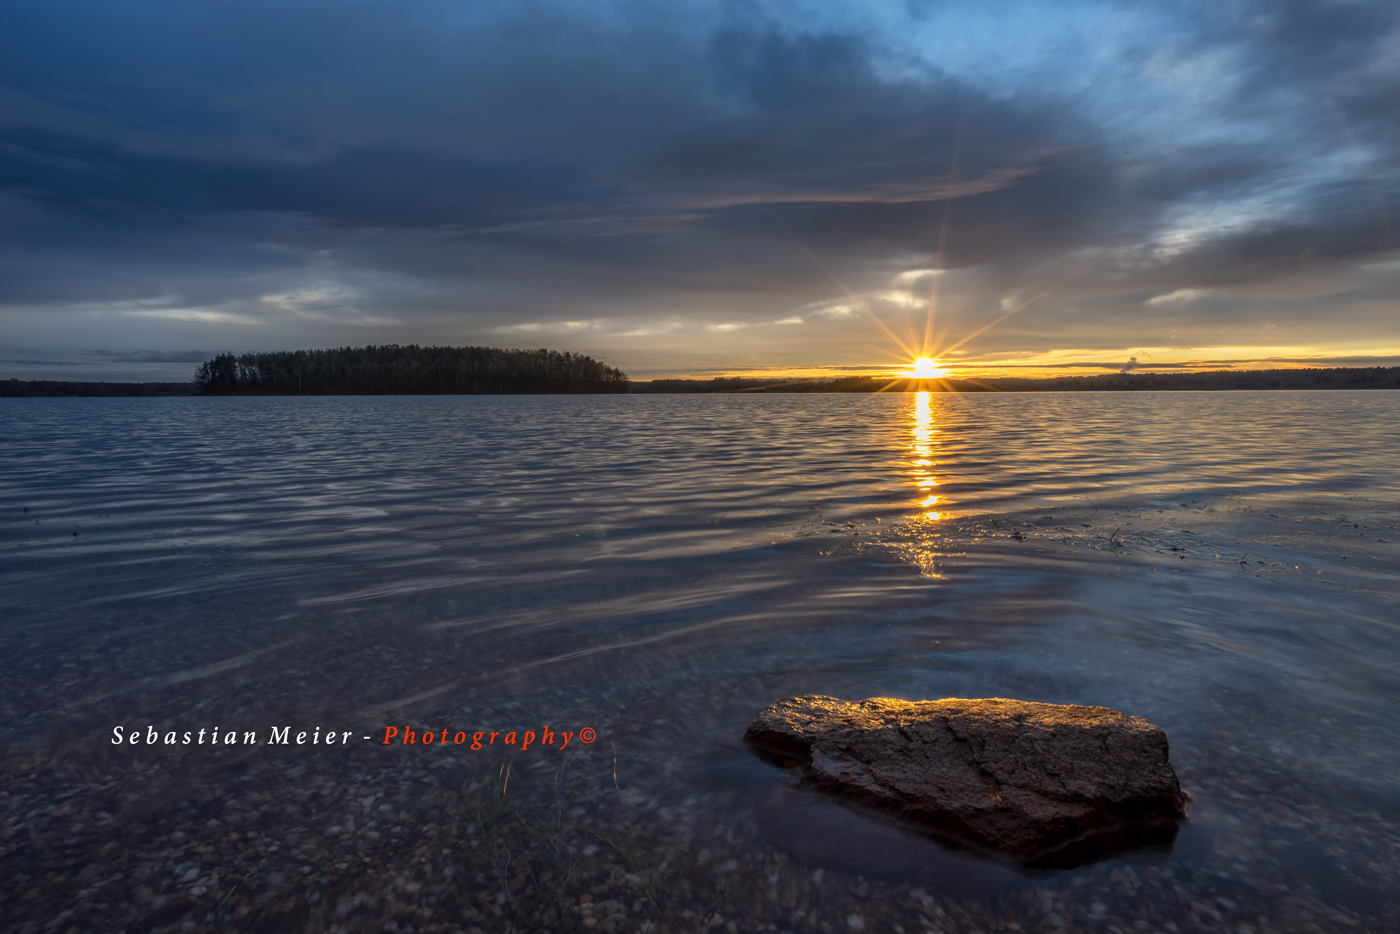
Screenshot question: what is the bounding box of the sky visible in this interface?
[1,0,1397,381]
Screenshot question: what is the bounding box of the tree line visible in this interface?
[629,377,780,393]
[1,378,197,397]
[192,345,629,394]
[630,367,1400,393]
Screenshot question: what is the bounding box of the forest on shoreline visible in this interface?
[191,345,629,394]
[5,365,1398,397]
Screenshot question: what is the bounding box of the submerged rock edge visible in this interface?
[744,695,1189,859]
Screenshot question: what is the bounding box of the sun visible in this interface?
[908,357,949,379]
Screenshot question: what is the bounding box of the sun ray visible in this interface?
[925,111,966,359]
[934,259,1103,360]
[784,233,921,361]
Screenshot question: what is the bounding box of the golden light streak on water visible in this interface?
[909,391,946,519]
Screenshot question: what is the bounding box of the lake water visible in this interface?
[2,392,1398,933]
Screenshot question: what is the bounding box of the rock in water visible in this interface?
[744,695,1188,860]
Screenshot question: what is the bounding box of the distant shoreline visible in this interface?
[2,379,200,397]
[6,366,1399,396]
[631,366,1400,394]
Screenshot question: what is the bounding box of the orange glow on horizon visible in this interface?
[669,352,1400,383]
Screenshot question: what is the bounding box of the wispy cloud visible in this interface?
[92,349,211,363]
[491,320,601,335]
[1145,288,1216,306]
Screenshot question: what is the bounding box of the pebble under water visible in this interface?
[2,391,1398,933]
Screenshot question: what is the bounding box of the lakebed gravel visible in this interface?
[4,481,1398,933]
[5,665,1398,934]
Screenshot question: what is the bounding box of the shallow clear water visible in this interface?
[2,392,1398,933]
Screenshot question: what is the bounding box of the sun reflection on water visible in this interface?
[909,391,944,520]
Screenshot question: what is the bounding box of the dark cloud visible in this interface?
[1235,0,1397,90]
[92,350,211,363]
[0,134,597,228]
[1126,180,1398,291]
[0,0,1397,372]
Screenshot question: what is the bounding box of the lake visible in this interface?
[2,392,1398,933]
